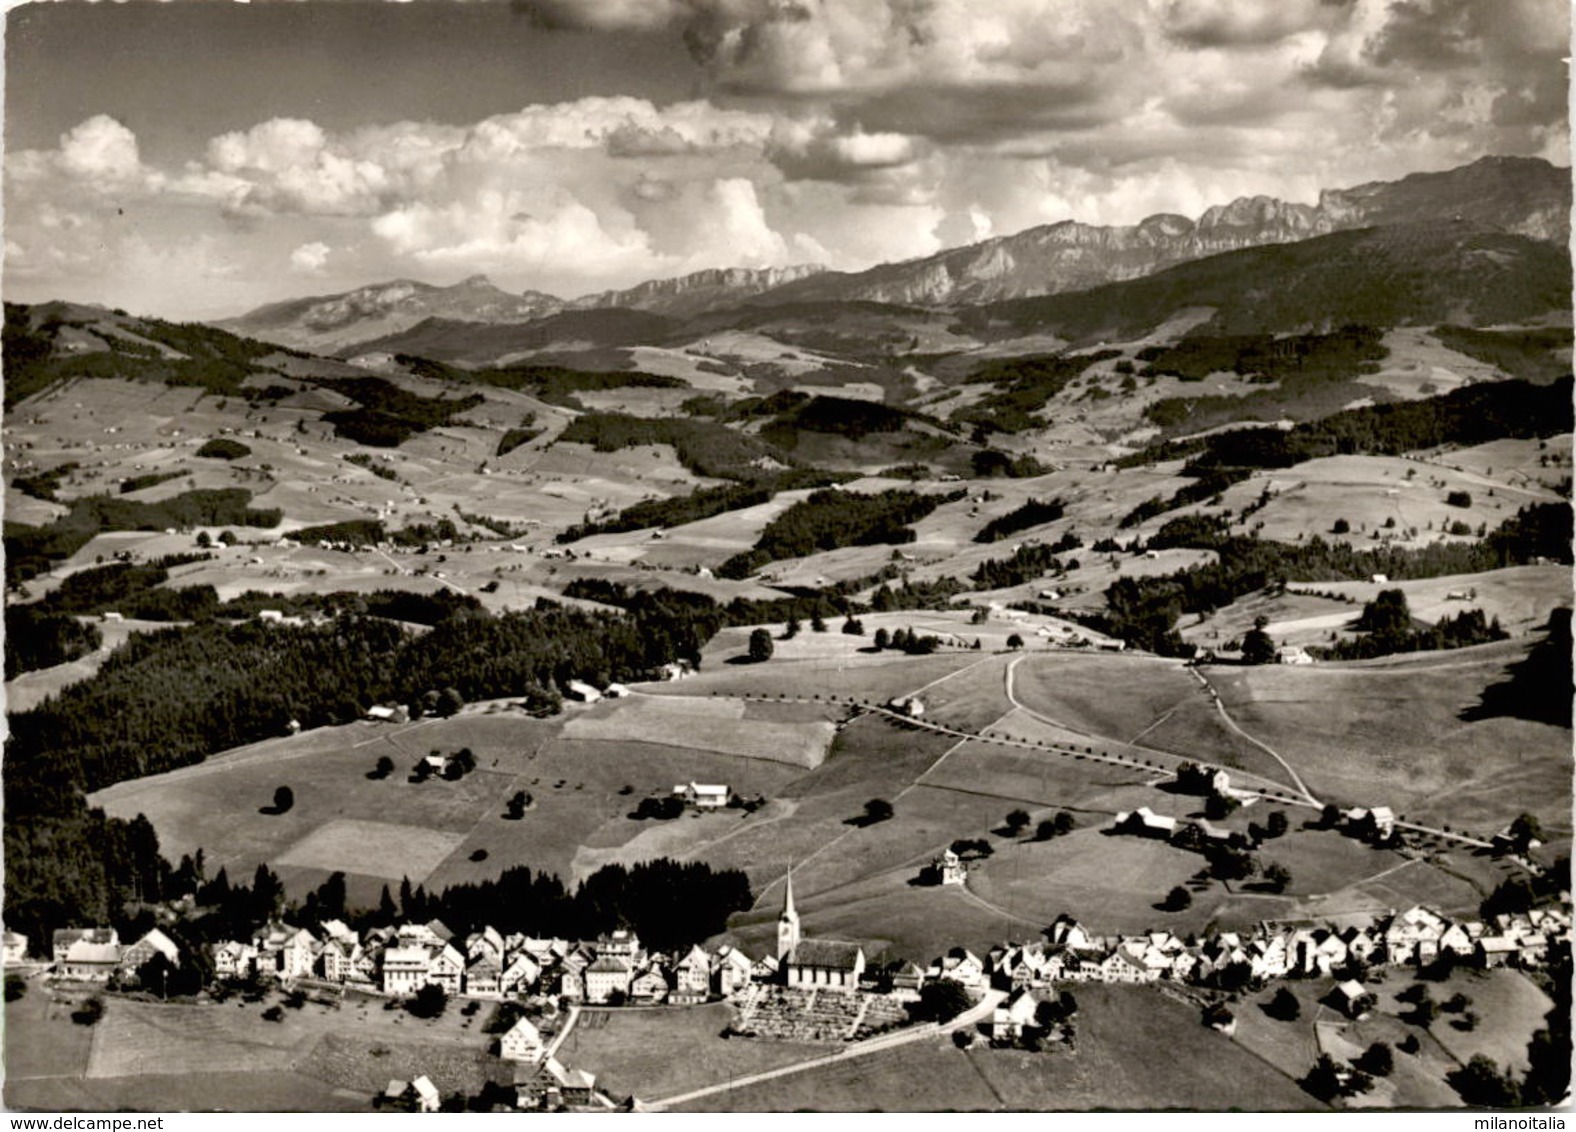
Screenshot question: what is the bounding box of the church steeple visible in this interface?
[776,864,801,959]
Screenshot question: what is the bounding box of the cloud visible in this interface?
[1161,0,1347,48]
[57,115,147,182]
[289,241,332,275]
[766,116,926,182]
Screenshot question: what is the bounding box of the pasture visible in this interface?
[1205,643,1573,836]
[1285,565,1571,638]
[678,984,1316,1111]
[566,1004,824,1102]
[560,694,839,769]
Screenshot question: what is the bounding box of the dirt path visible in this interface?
[1186,666,1320,805]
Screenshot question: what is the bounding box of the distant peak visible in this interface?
[454,274,497,289]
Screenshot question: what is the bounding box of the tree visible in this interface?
[863,798,895,824]
[1035,819,1059,841]
[872,628,891,650]
[748,628,774,663]
[1268,987,1300,1021]
[371,755,394,780]
[436,686,465,718]
[1165,885,1192,911]
[5,974,26,1002]
[1202,1001,1235,1031]
[1262,862,1292,893]
[1508,812,1545,851]
[505,791,528,820]
[1265,810,1289,838]
[783,616,801,639]
[811,615,827,633]
[71,996,105,1026]
[1320,803,1343,828]
[1053,811,1076,836]
[970,607,988,625]
[1241,625,1276,665]
[1301,1054,1345,1101]
[841,618,865,636]
[1448,1054,1521,1107]
[196,531,212,549]
[406,983,448,1019]
[911,979,972,1023]
[1004,809,1031,835]
[270,785,294,814]
[1358,1042,1394,1077]
[1006,633,1025,650]
[1332,518,1350,534]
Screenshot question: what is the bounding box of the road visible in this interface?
[646,989,1006,1110]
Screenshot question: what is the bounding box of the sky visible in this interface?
[3,0,1570,320]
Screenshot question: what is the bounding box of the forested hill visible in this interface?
[3,593,729,944]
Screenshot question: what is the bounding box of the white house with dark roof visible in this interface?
[499,1016,546,1063]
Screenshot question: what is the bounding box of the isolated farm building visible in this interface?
[992,988,1041,1043]
[1113,806,1177,839]
[258,609,285,623]
[673,782,730,809]
[1346,806,1397,840]
[585,955,635,1003]
[1275,645,1314,665]
[102,611,124,623]
[932,846,967,886]
[604,683,631,698]
[566,680,602,703]
[886,695,926,718]
[3,931,28,963]
[120,928,181,975]
[407,1076,442,1113]
[785,939,867,991]
[499,1017,546,1063]
[365,704,407,723]
[53,927,119,965]
[1370,573,1388,585]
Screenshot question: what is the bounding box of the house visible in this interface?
[585,956,634,1003]
[3,931,28,964]
[428,944,465,994]
[712,946,754,997]
[499,1017,546,1063]
[383,945,436,996]
[319,937,363,984]
[500,953,541,996]
[604,683,631,698]
[1333,979,1375,1019]
[258,610,285,623]
[1438,922,1477,959]
[366,704,407,723]
[750,954,780,984]
[933,947,988,991]
[407,1076,442,1113]
[1476,936,1520,968]
[518,1058,599,1110]
[1114,807,1177,839]
[932,847,967,886]
[1345,806,1396,840]
[993,988,1040,1043]
[53,928,118,965]
[214,940,258,980]
[466,926,505,963]
[120,928,181,975]
[629,966,669,1004]
[1046,916,1095,952]
[785,940,866,991]
[59,939,122,982]
[566,680,602,703]
[671,945,711,1004]
[891,961,927,996]
[672,782,730,810]
[1275,645,1314,665]
[466,956,502,999]
[1385,905,1447,965]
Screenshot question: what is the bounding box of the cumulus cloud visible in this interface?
[289,241,332,275]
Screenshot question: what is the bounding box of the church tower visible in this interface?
[776,865,801,959]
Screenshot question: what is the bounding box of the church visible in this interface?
[776,869,866,991]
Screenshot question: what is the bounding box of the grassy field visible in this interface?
[679,984,1317,1111]
[2,984,502,1113]
[561,694,839,769]
[1206,642,1573,836]
[564,1003,824,1102]
[1285,565,1571,638]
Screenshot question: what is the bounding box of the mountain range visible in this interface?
[219,154,1569,356]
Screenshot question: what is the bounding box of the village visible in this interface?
[20,827,1569,1114]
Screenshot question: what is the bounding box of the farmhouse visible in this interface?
[672,782,730,810]
[120,928,181,975]
[566,680,602,703]
[1113,806,1178,839]
[1346,806,1397,840]
[53,927,118,965]
[1332,979,1375,1019]
[365,704,407,723]
[1275,645,1314,665]
[59,939,122,982]
[4,931,28,963]
[585,955,634,1003]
